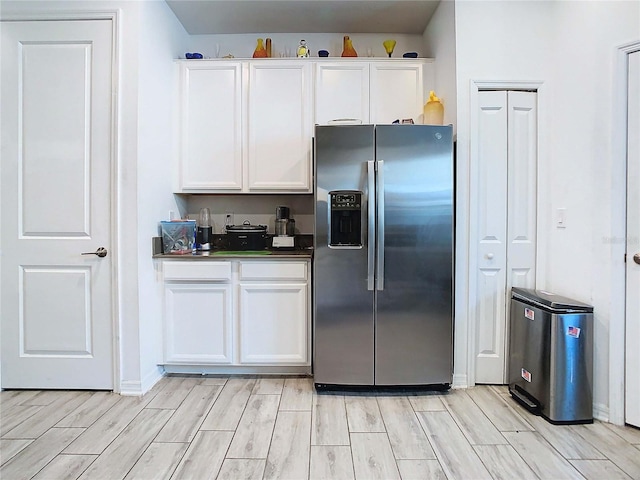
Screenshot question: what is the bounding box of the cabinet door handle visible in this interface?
[634,253,640,265]
[485,253,494,260]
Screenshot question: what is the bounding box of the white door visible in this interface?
[1,20,114,389]
[474,90,537,384]
[625,50,640,427]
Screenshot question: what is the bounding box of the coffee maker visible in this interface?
[272,206,295,249]
[196,207,213,250]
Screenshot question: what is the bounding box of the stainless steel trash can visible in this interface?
[508,287,593,424]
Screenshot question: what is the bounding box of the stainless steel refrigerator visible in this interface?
[313,124,454,387]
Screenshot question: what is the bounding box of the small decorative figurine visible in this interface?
[297,39,310,58]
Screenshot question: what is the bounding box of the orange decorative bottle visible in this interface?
[253,38,267,58]
[341,36,358,57]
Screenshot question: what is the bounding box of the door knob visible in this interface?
[634,253,640,265]
[485,253,494,260]
[81,247,108,258]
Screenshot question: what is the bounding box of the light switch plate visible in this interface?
[556,207,567,228]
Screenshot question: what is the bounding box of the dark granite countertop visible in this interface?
[153,248,313,260]
[152,235,313,259]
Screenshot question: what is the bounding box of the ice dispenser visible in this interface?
[329,190,362,247]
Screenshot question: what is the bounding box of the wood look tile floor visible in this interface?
[2,376,640,480]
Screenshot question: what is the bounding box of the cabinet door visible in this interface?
[315,62,369,124]
[370,62,424,124]
[239,283,308,364]
[164,283,233,364]
[179,62,243,192]
[248,62,312,191]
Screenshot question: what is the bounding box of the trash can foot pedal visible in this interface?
[509,385,540,413]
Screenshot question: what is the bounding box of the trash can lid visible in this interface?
[511,287,594,313]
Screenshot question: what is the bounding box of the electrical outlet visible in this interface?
[225,212,234,226]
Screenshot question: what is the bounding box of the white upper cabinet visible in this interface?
[315,60,429,126]
[178,59,431,193]
[248,62,312,192]
[178,62,243,192]
[370,62,424,124]
[177,60,312,194]
[315,62,369,124]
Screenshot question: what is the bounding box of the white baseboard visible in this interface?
[119,380,143,396]
[119,368,165,396]
[452,373,468,389]
[141,367,165,394]
[593,402,609,423]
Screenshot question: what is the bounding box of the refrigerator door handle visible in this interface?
[377,160,385,291]
[367,161,376,291]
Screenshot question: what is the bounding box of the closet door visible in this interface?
[474,90,537,384]
[625,50,640,428]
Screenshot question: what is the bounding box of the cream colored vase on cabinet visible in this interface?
[315,60,429,125]
[472,90,538,385]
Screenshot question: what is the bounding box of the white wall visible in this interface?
[186,33,425,60]
[543,0,639,421]
[136,0,190,392]
[455,0,640,419]
[422,0,457,130]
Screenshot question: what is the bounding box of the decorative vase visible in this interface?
[253,38,267,58]
[423,90,444,125]
[266,38,272,58]
[383,39,396,58]
[341,36,358,57]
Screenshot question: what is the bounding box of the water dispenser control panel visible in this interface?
[329,190,362,247]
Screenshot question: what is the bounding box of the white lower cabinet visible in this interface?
[239,261,309,364]
[164,283,233,364]
[162,259,310,370]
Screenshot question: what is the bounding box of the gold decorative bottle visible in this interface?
[253,38,267,58]
[266,38,272,58]
[423,90,444,125]
[341,36,358,57]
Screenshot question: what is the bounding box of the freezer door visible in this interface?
[314,125,376,385]
[374,125,454,385]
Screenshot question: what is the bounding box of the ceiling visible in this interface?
[165,0,441,35]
